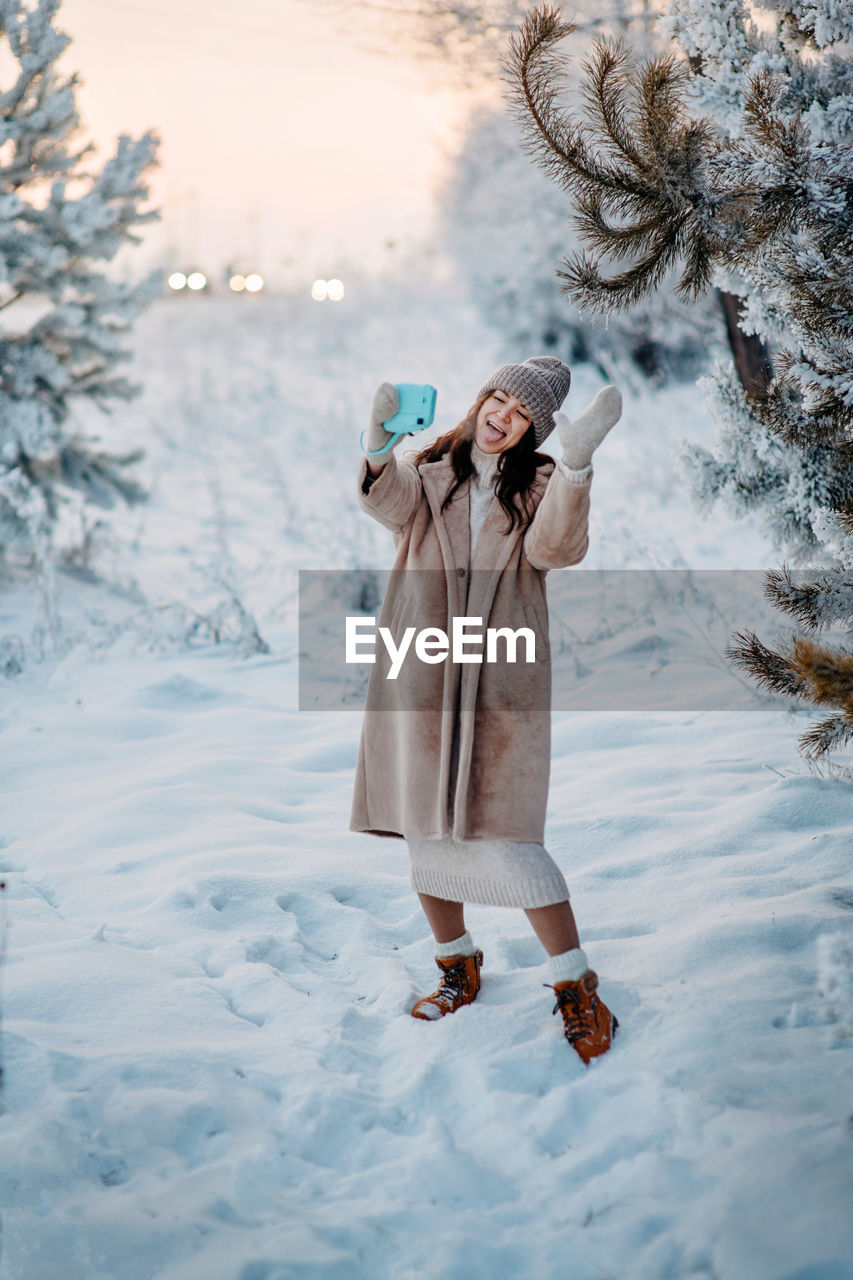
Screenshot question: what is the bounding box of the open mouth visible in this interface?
[484,418,507,439]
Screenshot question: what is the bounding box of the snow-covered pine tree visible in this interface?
[505,2,853,760]
[0,0,160,566]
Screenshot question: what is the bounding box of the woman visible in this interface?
[350,356,622,1064]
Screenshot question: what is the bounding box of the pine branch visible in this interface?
[798,714,853,760]
[578,38,646,172]
[744,356,844,449]
[727,628,853,760]
[765,566,853,630]
[503,7,653,201]
[635,49,691,178]
[570,195,669,259]
[725,629,807,697]
[673,234,718,301]
[504,4,741,314]
[836,502,853,537]
[790,635,853,704]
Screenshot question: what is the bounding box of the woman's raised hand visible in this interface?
[364,382,402,456]
[553,385,622,471]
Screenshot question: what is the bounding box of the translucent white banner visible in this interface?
[298,569,808,711]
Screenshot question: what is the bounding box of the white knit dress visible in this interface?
[407,443,583,909]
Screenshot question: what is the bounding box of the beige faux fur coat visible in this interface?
[349,449,592,842]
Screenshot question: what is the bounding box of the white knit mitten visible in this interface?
[554,385,623,471]
[364,382,401,455]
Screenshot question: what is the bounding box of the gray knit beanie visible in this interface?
[477,355,571,446]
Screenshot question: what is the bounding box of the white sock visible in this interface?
[434,930,477,958]
[548,947,590,983]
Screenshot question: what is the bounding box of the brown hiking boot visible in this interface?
[411,949,484,1021]
[548,970,618,1064]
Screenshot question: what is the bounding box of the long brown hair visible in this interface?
[412,392,551,533]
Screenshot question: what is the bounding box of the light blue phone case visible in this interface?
[361,383,437,455]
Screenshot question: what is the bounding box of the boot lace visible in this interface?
[436,957,469,1004]
[547,982,598,1043]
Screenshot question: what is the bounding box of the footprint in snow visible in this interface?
[244,934,303,973]
[329,882,418,927]
[130,673,237,711]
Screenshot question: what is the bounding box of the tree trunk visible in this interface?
[717,289,774,396]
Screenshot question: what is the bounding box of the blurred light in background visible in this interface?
[187,271,207,291]
[312,278,344,302]
[168,271,187,291]
[229,272,264,293]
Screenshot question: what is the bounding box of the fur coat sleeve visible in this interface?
[523,464,592,571]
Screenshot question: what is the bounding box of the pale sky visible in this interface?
[56,0,478,284]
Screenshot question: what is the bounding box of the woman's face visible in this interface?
[474,390,533,453]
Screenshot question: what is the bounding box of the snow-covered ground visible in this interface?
[1,277,851,1280]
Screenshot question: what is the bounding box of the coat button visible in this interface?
[456,567,466,577]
